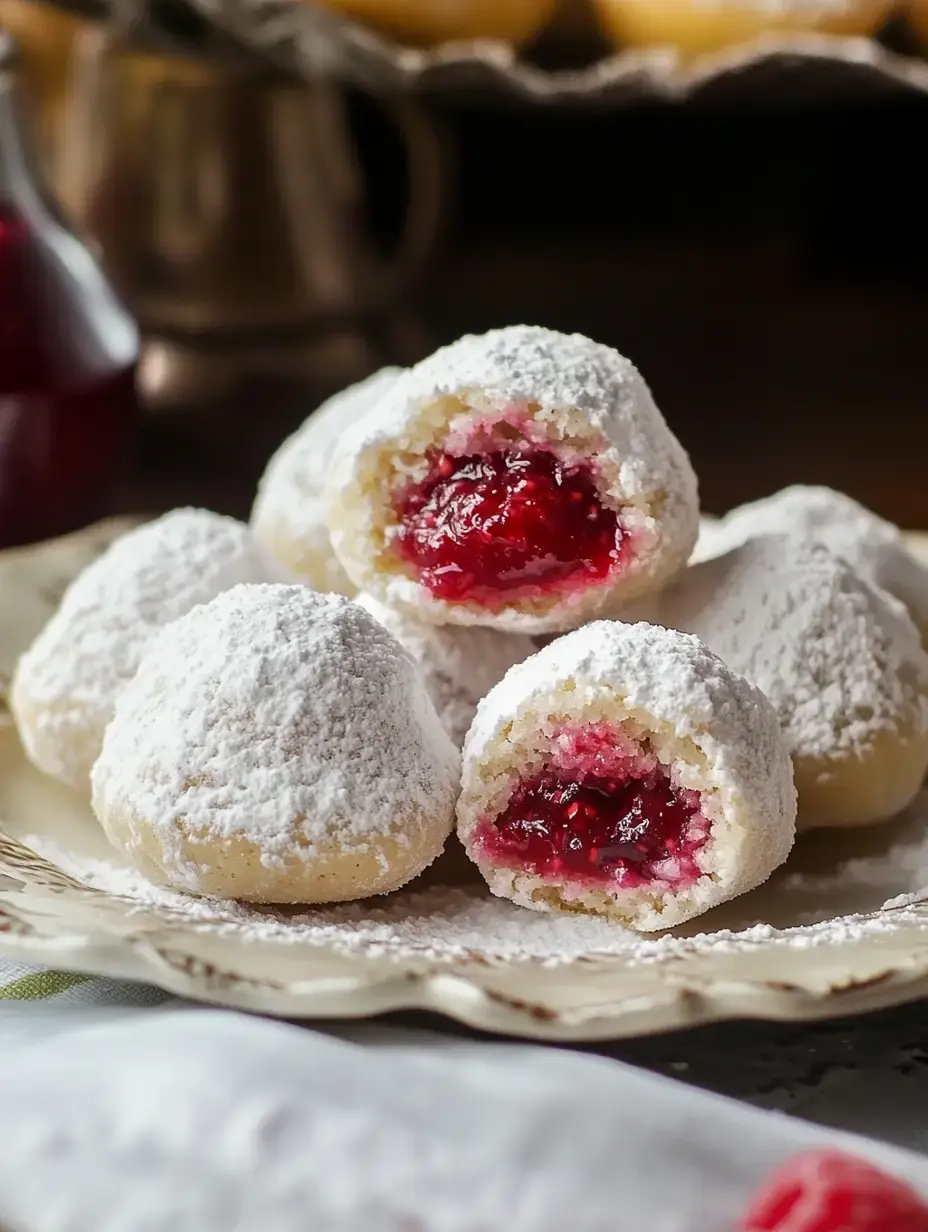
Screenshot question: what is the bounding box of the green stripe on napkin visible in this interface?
[0,971,93,1001]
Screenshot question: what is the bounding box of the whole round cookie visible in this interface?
[11,509,285,791]
[458,621,796,931]
[635,534,928,831]
[356,594,536,747]
[695,484,928,646]
[591,0,892,55]
[91,586,462,903]
[328,326,699,634]
[251,367,402,594]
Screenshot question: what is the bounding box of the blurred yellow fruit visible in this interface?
[590,0,894,56]
[0,1,84,144]
[0,1,82,94]
[312,0,559,46]
[910,0,928,44]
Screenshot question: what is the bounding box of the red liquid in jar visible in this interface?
[0,65,138,549]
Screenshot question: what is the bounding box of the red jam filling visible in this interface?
[476,726,711,891]
[394,445,625,607]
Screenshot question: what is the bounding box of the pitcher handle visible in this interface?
[372,92,447,305]
[52,22,114,228]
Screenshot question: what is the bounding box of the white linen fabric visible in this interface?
[0,991,928,1232]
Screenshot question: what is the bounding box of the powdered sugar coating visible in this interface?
[637,535,928,830]
[91,585,461,903]
[11,509,285,791]
[251,367,403,594]
[356,594,536,747]
[458,620,796,930]
[327,326,699,633]
[647,536,928,759]
[695,485,928,643]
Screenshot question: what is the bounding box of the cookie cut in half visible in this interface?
[327,326,699,634]
[458,620,796,931]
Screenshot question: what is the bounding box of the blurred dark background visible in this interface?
[365,92,928,520]
[157,90,928,524]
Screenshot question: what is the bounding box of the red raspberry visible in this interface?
[740,1149,928,1232]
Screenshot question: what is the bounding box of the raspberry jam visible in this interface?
[476,725,711,891]
[394,445,624,607]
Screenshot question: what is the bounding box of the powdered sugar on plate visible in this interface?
[20,802,928,967]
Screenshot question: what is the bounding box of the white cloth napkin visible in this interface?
[1,1007,927,1232]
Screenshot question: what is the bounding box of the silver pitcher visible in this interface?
[52,27,445,408]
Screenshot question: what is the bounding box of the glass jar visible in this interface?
[0,27,138,549]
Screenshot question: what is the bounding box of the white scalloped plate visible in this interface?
[3,522,928,1041]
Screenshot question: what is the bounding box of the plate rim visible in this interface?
[3,525,928,1040]
[5,903,928,1041]
[4,823,928,1041]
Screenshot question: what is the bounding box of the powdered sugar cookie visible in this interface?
[356,594,536,747]
[91,585,461,904]
[636,535,928,831]
[313,0,558,46]
[695,484,928,646]
[11,510,284,792]
[458,621,795,931]
[328,326,699,634]
[251,367,402,594]
[591,0,892,56]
